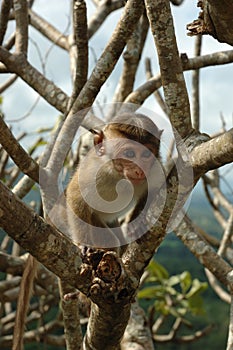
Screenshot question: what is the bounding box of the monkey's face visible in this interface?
[111,139,155,185]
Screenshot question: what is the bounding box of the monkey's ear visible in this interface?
[89,129,105,156]
[159,129,164,138]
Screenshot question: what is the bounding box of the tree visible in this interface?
[0,0,233,349]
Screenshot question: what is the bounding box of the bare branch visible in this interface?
[68,0,88,107]
[145,0,192,138]
[46,0,145,179]
[28,9,69,50]
[205,269,231,304]
[126,49,233,107]
[218,212,233,257]
[13,255,38,350]
[182,50,233,70]
[0,47,69,113]
[88,0,125,38]
[191,35,202,130]
[204,208,233,303]
[59,281,83,349]
[84,301,130,350]
[12,175,35,198]
[3,31,15,50]
[121,302,154,350]
[113,14,149,104]
[0,181,83,289]
[187,0,233,46]
[13,0,28,54]
[0,74,18,93]
[0,0,13,45]
[125,74,162,105]
[227,272,233,350]
[145,57,168,115]
[190,129,233,178]
[176,216,232,288]
[0,117,39,183]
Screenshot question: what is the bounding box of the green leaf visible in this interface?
[148,260,169,281]
[165,285,177,296]
[188,294,205,315]
[138,285,165,299]
[168,306,184,318]
[180,271,192,293]
[167,275,181,287]
[186,279,208,298]
[28,139,47,154]
[155,300,169,315]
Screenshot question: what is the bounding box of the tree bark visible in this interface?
[187,0,233,46]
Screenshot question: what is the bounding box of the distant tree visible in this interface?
[0,0,233,349]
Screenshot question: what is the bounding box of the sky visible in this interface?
[0,0,232,140]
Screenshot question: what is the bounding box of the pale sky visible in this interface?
[0,0,232,138]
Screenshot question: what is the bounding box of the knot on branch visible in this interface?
[183,129,210,153]
[97,252,121,282]
[80,248,134,305]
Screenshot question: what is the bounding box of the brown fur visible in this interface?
[66,113,162,248]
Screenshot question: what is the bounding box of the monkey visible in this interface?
[65,112,163,250]
[12,113,163,349]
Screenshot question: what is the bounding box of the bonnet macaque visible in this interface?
[66,112,163,249]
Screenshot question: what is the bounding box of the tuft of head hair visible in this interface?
[106,112,162,151]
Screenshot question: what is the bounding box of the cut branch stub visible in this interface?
[187,0,233,46]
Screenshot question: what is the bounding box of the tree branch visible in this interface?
[46,0,145,180]
[28,9,68,50]
[126,49,233,108]
[0,180,141,350]
[182,50,233,70]
[113,13,149,105]
[84,301,130,350]
[123,161,189,279]
[145,57,168,115]
[69,0,88,106]
[13,0,28,54]
[0,117,39,183]
[190,128,233,179]
[0,74,17,93]
[0,47,69,113]
[0,0,13,45]
[175,216,232,288]
[145,0,192,138]
[0,181,83,288]
[88,0,125,39]
[191,35,202,130]
[59,281,83,349]
[187,0,233,46]
[121,301,154,350]
[125,74,162,105]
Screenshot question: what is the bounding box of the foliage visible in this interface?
[139,260,208,323]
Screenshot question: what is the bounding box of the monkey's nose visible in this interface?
[134,167,145,179]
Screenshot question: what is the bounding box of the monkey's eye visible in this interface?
[142,149,152,158]
[123,149,136,159]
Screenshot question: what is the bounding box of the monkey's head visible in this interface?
[90,113,163,185]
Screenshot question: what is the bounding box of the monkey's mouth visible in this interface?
[128,177,145,185]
